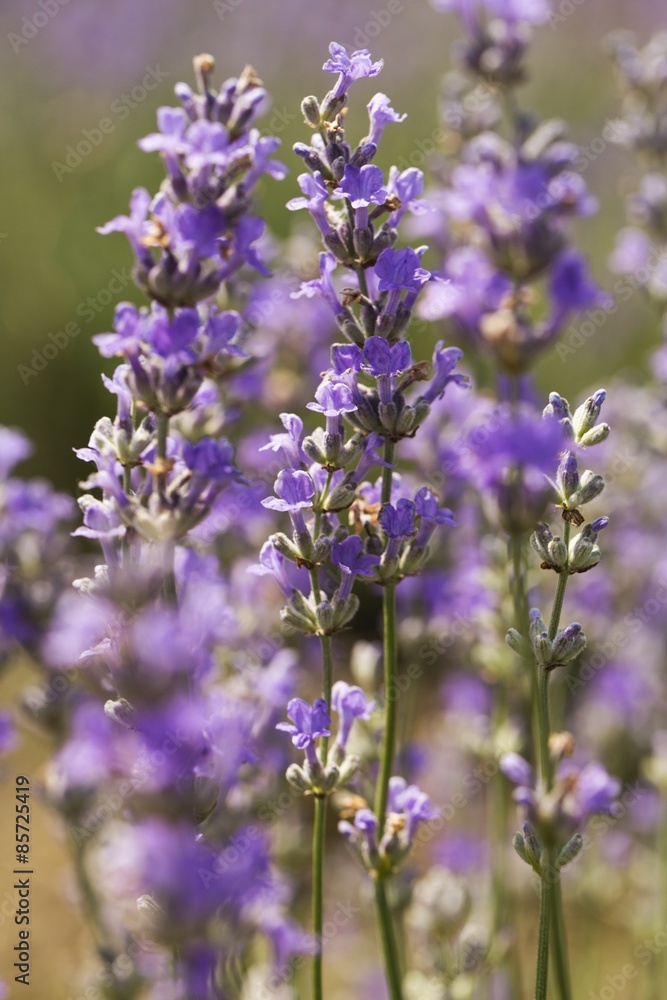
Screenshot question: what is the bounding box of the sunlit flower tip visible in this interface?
[307,380,358,418]
[276,698,331,758]
[261,470,315,513]
[322,42,384,100]
[365,93,407,146]
[572,388,609,444]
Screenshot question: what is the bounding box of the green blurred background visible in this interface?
[0,0,661,496]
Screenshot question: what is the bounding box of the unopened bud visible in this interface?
[557,833,584,868]
[301,95,321,127]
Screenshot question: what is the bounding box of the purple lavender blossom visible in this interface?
[364,94,407,147]
[287,172,334,238]
[262,470,315,513]
[331,680,375,750]
[277,697,332,767]
[331,536,380,599]
[379,499,417,539]
[387,776,439,842]
[322,42,384,99]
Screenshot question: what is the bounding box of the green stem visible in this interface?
[309,481,335,1000]
[375,436,398,824]
[534,519,573,1000]
[551,877,573,1000]
[535,856,552,1000]
[312,794,327,1000]
[371,435,404,999]
[548,522,571,642]
[381,439,395,503]
[374,581,397,827]
[374,879,404,1000]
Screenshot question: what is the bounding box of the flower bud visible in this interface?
[378,401,398,433]
[572,389,606,441]
[506,628,532,659]
[523,822,542,866]
[529,608,548,644]
[320,90,347,123]
[315,600,336,634]
[303,435,327,465]
[557,833,584,868]
[394,404,421,437]
[324,482,357,511]
[557,452,580,501]
[549,622,587,666]
[543,391,572,426]
[531,522,567,571]
[573,470,605,506]
[337,753,361,785]
[313,536,333,564]
[286,763,310,793]
[301,95,321,127]
[269,531,303,563]
[339,434,364,468]
[568,518,608,573]
[353,226,374,260]
[579,423,610,447]
[332,593,360,630]
[513,831,529,865]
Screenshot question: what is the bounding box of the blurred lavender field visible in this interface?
[1,2,667,1000]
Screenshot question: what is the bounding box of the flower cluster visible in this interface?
[39,57,310,996]
[419,0,605,374]
[502,388,617,884]
[339,774,439,873]
[502,751,620,872]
